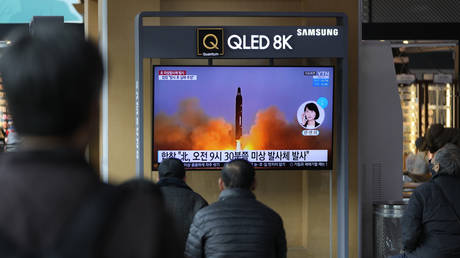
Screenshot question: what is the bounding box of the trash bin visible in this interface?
[373,201,407,258]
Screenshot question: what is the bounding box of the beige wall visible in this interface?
[104,0,160,182]
[84,0,100,173]
[101,0,358,257]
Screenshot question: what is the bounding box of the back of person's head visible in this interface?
[158,158,186,179]
[424,124,460,153]
[412,153,429,175]
[433,143,460,176]
[405,154,416,172]
[119,178,164,200]
[415,137,427,152]
[221,159,255,189]
[0,25,103,137]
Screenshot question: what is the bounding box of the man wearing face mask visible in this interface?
[395,143,460,258]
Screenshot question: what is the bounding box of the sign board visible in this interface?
[423,73,434,81]
[434,73,453,84]
[396,74,416,85]
[141,26,346,58]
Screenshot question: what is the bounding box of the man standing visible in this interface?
[0,25,179,258]
[185,159,287,258]
[157,158,208,253]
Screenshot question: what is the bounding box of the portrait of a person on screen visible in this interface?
[298,102,324,130]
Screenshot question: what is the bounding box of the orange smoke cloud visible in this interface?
[191,118,234,150]
[154,98,234,151]
[176,98,208,129]
[240,106,302,149]
[154,99,332,153]
[240,106,331,150]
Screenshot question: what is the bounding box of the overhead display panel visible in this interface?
[141,26,346,58]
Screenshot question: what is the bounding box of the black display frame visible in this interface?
[151,65,336,171]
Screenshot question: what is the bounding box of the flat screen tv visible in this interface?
[153,66,334,170]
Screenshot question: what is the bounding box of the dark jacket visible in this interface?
[185,188,286,258]
[157,177,208,252]
[402,174,460,258]
[0,149,181,258]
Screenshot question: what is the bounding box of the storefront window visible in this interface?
[0,78,7,152]
[394,43,457,169]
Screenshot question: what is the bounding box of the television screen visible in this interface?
[153,66,334,170]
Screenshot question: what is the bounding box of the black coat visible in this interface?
[402,174,460,258]
[157,177,208,252]
[185,188,286,258]
[0,149,181,258]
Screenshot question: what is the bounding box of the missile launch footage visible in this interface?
[235,87,242,150]
[153,66,334,170]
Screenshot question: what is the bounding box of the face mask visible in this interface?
[428,162,437,176]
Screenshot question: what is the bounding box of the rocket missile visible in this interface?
[235,87,242,141]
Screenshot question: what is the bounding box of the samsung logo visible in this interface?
[297,28,339,37]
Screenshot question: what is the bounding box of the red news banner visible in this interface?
[158,70,197,80]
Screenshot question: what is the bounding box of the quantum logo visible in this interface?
[203,33,219,50]
[197,28,224,56]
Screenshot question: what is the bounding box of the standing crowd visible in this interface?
[0,25,286,257]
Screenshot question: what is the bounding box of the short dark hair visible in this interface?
[304,103,320,120]
[119,178,164,200]
[221,159,255,189]
[158,158,186,179]
[0,25,103,136]
[433,143,460,176]
[414,137,425,151]
[424,124,460,153]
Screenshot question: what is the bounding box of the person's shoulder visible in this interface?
[198,197,281,221]
[195,200,217,214]
[160,184,206,200]
[416,179,431,188]
[103,179,179,258]
[254,199,283,221]
[412,181,436,200]
[159,184,187,193]
[193,198,231,221]
[190,190,208,205]
[117,179,164,213]
[188,203,212,229]
[108,180,165,234]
